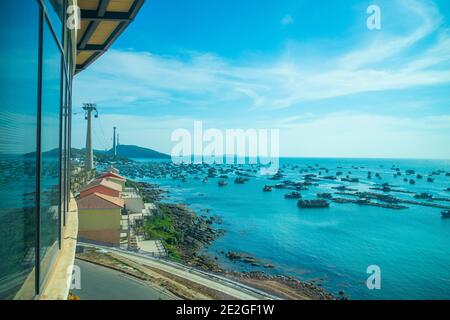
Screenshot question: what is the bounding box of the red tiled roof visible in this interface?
[100,172,126,181]
[81,178,122,193]
[77,192,124,210]
[94,193,124,208]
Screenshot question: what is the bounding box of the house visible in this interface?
[79,178,122,198]
[76,193,125,246]
[100,172,126,188]
[122,188,145,213]
[102,171,126,181]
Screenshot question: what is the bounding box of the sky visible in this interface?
[73,0,450,159]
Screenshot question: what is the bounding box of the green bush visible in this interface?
[143,208,182,260]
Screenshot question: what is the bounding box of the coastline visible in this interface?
[104,157,450,299]
[136,181,336,300]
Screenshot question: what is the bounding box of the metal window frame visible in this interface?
[34,0,44,298]
[35,0,71,297]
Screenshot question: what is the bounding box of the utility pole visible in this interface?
[113,126,117,156]
[82,103,98,171]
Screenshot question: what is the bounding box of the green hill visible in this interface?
[23,145,170,160]
[111,145,170,159]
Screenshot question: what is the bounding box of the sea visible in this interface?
[131,157,450,300]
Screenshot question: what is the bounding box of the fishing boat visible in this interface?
[285,192,301,199]
[317,193,333,199]
[218,180,228,187]
[263,185,272,192]
[442,210,450,219]
[297,199,330,209]
[234,177,249,184]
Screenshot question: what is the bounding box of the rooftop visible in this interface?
[100,171,126,181]
[76,0,145,73]
[81,178,123,193]
[77,192,125,209]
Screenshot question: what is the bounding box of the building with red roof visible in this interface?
[77,193,125,246]
[80,178,122,198]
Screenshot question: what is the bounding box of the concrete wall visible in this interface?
[124,196,144,213]
[40,195,79,300]
[78,209,121,246]
[80,185,120,198]
[77,230,120,247]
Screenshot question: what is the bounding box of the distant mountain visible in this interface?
[110,145,170,159]
[25,148,96,159]
[23,145,170,160]
[24,148,60,158]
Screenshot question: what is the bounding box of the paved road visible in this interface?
[111,251,269,300]
[72,259,176,300]
[77,242,279,300]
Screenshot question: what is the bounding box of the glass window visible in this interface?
[61,74,66,224]
[67,90,73,202]
[0,1,39,299]
[39,19,62,287]
[44,0,64,43]
[61,71,70,223]
[65,83,71,214]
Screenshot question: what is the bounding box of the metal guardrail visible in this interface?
[77,241,281,300]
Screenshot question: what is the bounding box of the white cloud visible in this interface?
[278,112,450,158]
[339,0,441,69]
[74,0,450,112]
[71,0,450,158]
[71,111,450,158]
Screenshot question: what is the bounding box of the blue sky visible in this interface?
[73,0,450,158]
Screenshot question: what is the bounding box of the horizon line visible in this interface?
[69,144,450,162]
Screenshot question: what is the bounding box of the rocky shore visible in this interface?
[230,272,336,300]
[127,180,166,202]
[225,251,275,269]
[143,201,224,265]
[133,180,335,300]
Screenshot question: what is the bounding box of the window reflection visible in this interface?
[0,1,39,299]
[44,0,64,42]
[39,21,62,287]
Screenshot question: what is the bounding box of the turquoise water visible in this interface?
[133,158,450,300]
